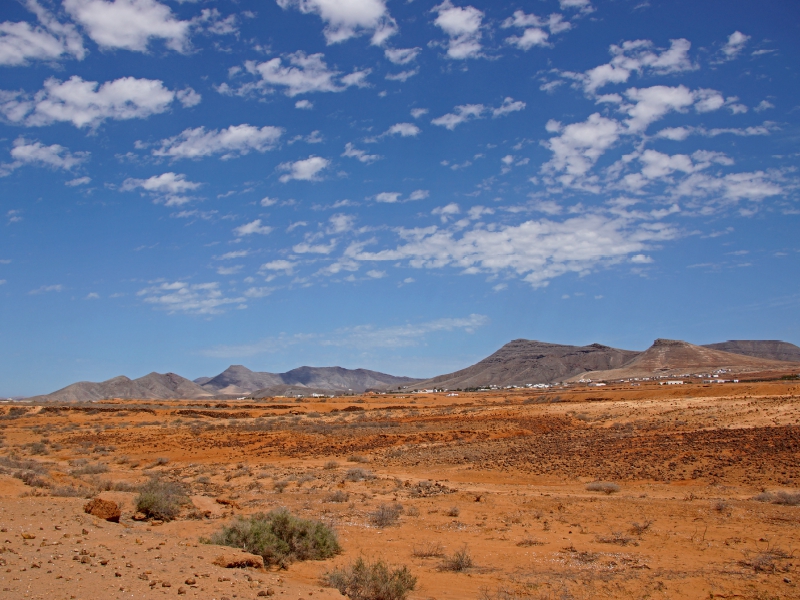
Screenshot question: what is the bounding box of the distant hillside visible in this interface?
[201,365,422,396]
[32,372,213,402]
[703,340,800,363]
[576,338,799,381]
[412,339,640,389]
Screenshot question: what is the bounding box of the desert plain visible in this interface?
[1,378,799,600]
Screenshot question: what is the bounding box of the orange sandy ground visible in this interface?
[0,379,799,600]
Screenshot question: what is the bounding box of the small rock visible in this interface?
[185,578,197,585]
[84,499,121,523]
[785,577,792,584]
[177,587,187,595]
[212,550,264,569]
[162,582,171,588]
[21,533,35,540]
[257,590,274,597]
[132,512,148,521]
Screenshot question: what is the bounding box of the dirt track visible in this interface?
[1,380,798,599]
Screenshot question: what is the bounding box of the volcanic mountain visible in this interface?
[411,339,640,389]
[702,340,800,363]
[32,372,213,402]
[575,338,800,381]
[199,365,422,396]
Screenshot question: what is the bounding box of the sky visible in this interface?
[1,0,799,396]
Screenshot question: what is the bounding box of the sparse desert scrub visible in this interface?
[207,509,340,568]
[586,481,620,495]
[71,462,109,475]
[370,503,402,528]
[135,478,189,521]
[411,541,444,558]
[324,557,416,600]
[515,536,544,547]
[274,479,290,493]
[753,490,800,506]
[440,546,474,572]
[347,454,370,463]
[323,460,339,469]
[325,490,349,503]
[629,519,654,535]
[345,468,374,482]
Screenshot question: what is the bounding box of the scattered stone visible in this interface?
[212,550,264,569]
[215,497,241,509]
[132,512,148,521]
[257,590,274,597]
[161,581,171,588]
[83,499,121,523]
[185,577,196,585]
[177,586,187,595]
[21,534,35,540]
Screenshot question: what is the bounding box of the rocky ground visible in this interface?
[1,378,799,599]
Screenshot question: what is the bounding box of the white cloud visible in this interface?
[432,1,484,60]
[374,192,400,203]
[278,155,330,182]
[260,260,296,273]
[754,100,774,112]
[655,126,691,141]
[623,85,696,132]
[277,0,396,46]
[720,31,750,61]
[176,87,201,107]
[1,76,177,128]
[348,209,677,288]
[342,142,380,164]
[328,213,355,233]
[218,250,249,260]
[672,170,785,206]
[492,97,526,117]
[121,172,201,206]
[260,196,277,207]
[501,10,572,50]
[385,47,420,64]
[410,108,428,119]
[432,103,485,129]
[567,38,695,95]
[242,52,369,96]
[366,269,386,278]
[385,69,418,82]
[630,254,652,264]
[432,202,460,222]
[64,0,190,52]
[0,0,86,66]
[559,0,592,9]
[386,122,420,137]
[542,112,622,185]
[293,240,337,254]
[65,176,91,186]
[506,27,549,50]
[295,99,313,109]
[152,124,284,160]
[234,219,273,237]
[138,281,246,315]
[29,284,63,294]
[216,265,242,275]
[1,137,88,176]
[409,189,429,201]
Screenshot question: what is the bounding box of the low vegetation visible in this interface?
[207,509,341,567]
[135,478,189,521]
[440,545,474,572]
[586,481,620,495]
[325,557,417,600]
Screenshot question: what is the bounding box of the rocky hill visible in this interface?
[411,339,640,389]
[31,372,213,402]
[201,365,421,396]
[575,338,799,381]
[703,340,800,363]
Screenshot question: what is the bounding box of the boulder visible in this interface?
[212,549,264,569]
[84,498,121,523]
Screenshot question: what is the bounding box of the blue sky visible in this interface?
[1,0,798,396]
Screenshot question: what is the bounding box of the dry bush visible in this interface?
[370,503,403,528]
[50,485,92,498]
[325,490,350,503]
[596,531,638,546]
[753,490,800,505]
[135,478,189,521]
[405,506,419,517]
[14,470,49,488]
[71,463,109,476]
[208,509,340,568]
[274,480,290,493]
[323,460,339,470]
[629,519,654,535]
[345,468,374,482]
[347,454,370,464]
[445,506,460,517]
[412,541,444,558]
[325,557,416,600]
[440,546,473,572]
[586,481,620,495]
[739,547,793,573]
[515,536,544,547]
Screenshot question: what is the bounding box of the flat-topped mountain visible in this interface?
[703,340,800,363]
[575,338,799,381]
[200,364,421,396]
[412,339,640,389]
[32,372,213,402]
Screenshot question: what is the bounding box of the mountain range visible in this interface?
[27,338,800,401]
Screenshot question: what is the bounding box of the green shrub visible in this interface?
[208,509,341,567]
[135,478,189,521]
[325,557,416,600]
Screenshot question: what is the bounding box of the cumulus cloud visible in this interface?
[260,260,296,273]
[347,208,677,288]
[295,99,313,109]
[234,219,272,237]
[385,69,418,82]
[342,142,380,164]
[562,38,695,96]
[121,172,201,206]
[432,202,460,222]
[64,0,190,52]
[1,137,88,176]
[373,190,428,203]
[492,97,526,117]
[432,1,484,60]
[152,124,284,160]
[0,76,177,128]
[65,175,91,186]
[502,10,572,50]
[432,97,525,129]
[138,281,245,315]
[278,155,330,182]
[237,52,370,97]
[385,122,420,137]
[720,31,750,61]
[0,0,85,66]
[385,46,420,64]
[277,0,396,45]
